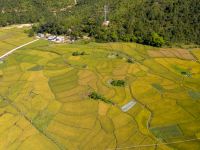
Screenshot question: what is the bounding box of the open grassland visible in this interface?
[0,30,200,150]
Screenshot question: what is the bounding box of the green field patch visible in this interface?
[28,65,44,71]
[151,83,164,93]
[51,80,78,94]
[45,63,66,71]
[49,69,78,93]
[150,125,183,139]
[33,110,54,131]
[15,53,42,63]
[171,64,191,77]
[188,90,200,100]
[44,67,73,78]
[50,75,78,86]
[48,57,65,65]
[5,80,27,99]
[32,101,61,130]
[50,69,78,82]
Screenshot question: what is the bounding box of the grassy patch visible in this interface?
[172,65,191,77]
[15,54,42,63]
[33,110,54,131]
[152,83,164,93]
[150,125,183,139]
[188,90,200,100]
[48,57,65,65]
[28,65,43,71]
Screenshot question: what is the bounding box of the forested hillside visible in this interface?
[0,0,73,25]
[0,0,199,46]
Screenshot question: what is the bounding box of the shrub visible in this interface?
[72,51,86,56]
[150,32,165,47]
[26,29,35,37]
[110,80,125,87]
[88,92,104,100]
[127,58,134,63]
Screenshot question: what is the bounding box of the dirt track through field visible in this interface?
[0,39,39,60]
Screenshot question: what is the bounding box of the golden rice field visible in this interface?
[0,28,200,150]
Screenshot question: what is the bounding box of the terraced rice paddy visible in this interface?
[0,28,200,150]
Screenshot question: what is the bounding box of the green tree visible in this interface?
[151,32,165,47]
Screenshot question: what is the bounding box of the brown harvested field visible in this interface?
[148,48,196,60]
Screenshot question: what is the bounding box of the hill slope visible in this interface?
[0,0,73,25]
[65,0,200,45]
[0,0,199,45]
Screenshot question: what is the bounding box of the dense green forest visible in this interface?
[0,0,74,25]
[0,0,199,46]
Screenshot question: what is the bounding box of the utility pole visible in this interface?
[104,5,108,22]
[102,5,110,26]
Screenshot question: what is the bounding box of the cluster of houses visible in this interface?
[36,33,75,43]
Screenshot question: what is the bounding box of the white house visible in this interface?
[55,36,65,43]
[48,36,57,41]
